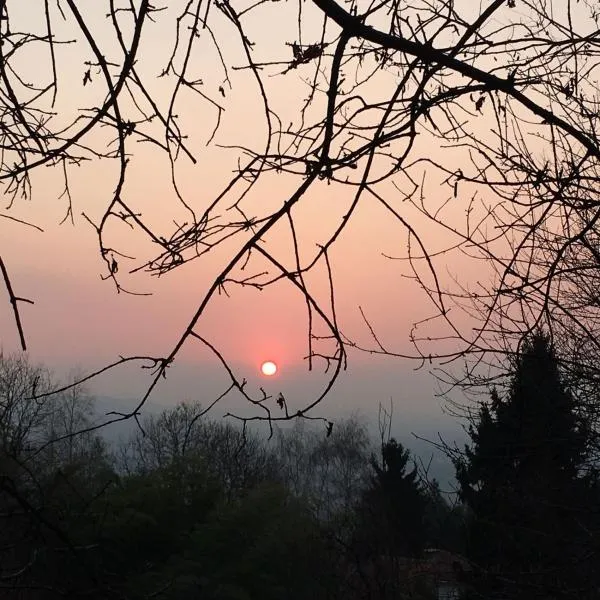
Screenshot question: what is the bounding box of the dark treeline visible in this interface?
[1,332,600,599]
[455,334,600,600]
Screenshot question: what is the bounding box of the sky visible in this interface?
[4,0,565,480]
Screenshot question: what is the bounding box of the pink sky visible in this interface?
[0,0,511,445]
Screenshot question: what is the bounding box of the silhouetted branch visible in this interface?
[0,256,33,351]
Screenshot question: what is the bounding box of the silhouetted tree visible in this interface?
[367,439,427,558]
[456,333,599,599]
[176,483,334,600]
[422,479,465,554]
[274,416,371,522]
[119,401,280,499]
[347,439,430,598]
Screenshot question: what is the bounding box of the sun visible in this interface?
[260,361,278,376]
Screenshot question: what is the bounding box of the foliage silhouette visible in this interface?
[456,333,599,599]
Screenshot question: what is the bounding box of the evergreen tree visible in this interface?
[422,479,464,553]
[456,333,597,599]
[358,439,427,558]
[348,440,431,599]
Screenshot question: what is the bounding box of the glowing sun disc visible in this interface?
[261,361,278,376]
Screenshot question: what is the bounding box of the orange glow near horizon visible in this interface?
[260,361,278,376]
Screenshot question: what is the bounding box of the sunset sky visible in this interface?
[1,0,547,465]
